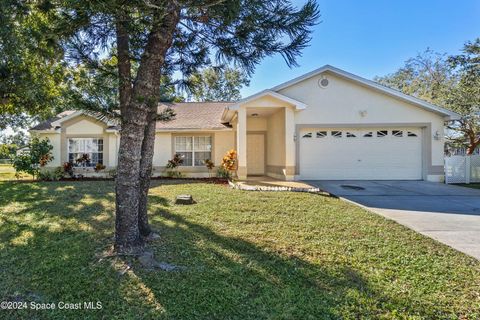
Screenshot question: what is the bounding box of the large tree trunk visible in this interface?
[114,5,180,253]
[114,106,149,252]
[138,108,157,237]
[114,16,145,253]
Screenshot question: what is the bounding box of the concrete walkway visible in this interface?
[237,176,316,189]
[307,180,480,260]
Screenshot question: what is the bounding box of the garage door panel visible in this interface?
[299,128,422,180]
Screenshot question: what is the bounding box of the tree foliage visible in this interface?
[187,66,249,101]
[0,131,29,159]
[0,1,67,129]
[445,39,480,153]
[374,49,456,106]
[1,131,29,146]
[0,144,17,159]
[12,136,53,179]
[375,41,480,154]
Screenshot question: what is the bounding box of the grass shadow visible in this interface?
[0,181,478,319]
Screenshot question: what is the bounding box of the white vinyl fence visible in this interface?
[445,155,480,184]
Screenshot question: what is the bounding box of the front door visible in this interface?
[247,133,265,175]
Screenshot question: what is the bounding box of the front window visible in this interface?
[68,138,103,167]
[175,136,212,166]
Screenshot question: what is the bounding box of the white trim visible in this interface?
[29,129,61,134]
[228,90,308,110]
[271,65,460,120]
[174,135,212,167]
[51,111,84,126]
[51,110,117,127]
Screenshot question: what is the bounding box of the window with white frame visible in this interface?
[68,138,103,167]
[174,136,212,166]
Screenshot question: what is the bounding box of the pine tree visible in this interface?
[3,0,320,253]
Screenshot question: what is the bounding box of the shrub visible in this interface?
[165,154,183,178]
[204,159,215,170]
[63,162,75,178]
[75,153,91,167]
[12,137,53,179]
[94,163,106,172]
[221,149,237,178]
[166,153,183,169]
[38,167,64,181]
[216,167,231,179]
[165,170,183,178]
[107,168,117,179]
[204,159,215,177]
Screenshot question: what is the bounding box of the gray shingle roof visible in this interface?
[157,102,234,130]
[30,110,77,131]
[30,102,234,132]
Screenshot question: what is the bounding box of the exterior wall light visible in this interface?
[433,130,441,140]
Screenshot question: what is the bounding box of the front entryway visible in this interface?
[247,133,265,175]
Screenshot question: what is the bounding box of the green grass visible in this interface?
[458,183,480,190]
[0,164,30,181]
[0,181,479,319]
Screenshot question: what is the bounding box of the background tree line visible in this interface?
[375,38,480,154]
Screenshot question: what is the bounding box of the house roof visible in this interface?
[30,102,235,132]
[271,65,460,120]
[30,110,77,131]
[157,102,234,130]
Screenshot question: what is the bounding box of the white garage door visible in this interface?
[299,128,423,180]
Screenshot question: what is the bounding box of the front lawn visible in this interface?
[0,181,479,319]
[0,164,30,181]
[459,183,480,190]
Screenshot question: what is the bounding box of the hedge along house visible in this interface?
[31,65,459,182]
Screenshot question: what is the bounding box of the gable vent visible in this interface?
[318,77,329,88]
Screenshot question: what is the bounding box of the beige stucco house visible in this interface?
[31,65,459,182]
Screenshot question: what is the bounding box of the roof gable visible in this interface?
[30,110,116,132]
[229,90,307,110]
[271,65,459,120]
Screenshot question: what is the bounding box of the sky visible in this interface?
[240,0,480,97]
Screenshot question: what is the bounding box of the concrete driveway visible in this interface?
[307,180,480,260]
